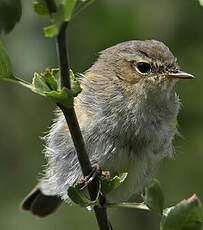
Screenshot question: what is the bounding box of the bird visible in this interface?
[21,40,194,217]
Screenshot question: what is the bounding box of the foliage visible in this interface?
[161,195,203,230]
[143,178,164,215]
[0,0,22,34]
[68,172,128,207]
[68,174,203,230]
[0,0,203,229]
[33,0,95,37]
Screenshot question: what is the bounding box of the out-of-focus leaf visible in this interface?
[63,0,77,21]
[0,40,14,79]
[0,0,22,33]
[43,3,64,37]
[143,178,164,214]
[101,172,128,195]
[199,0,203,6]
[39,0,93,36]
[33,0,49,16]
[44,24,59,37]
[160,194,203,230]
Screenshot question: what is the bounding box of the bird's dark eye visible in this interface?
[136,62,151,74]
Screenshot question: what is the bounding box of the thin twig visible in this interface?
[45,1,113,229]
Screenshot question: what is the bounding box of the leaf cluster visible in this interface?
[68,175,203,230]
[33,0,95,37]
[0,0,22,34]
[0,41,81,109]
[0,0,203,230]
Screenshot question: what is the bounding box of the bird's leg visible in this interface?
[76,164,111,191]
[77,164,100,190]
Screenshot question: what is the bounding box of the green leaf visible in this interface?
[0,40,32,88]
[68,181,101,207]
[46,87,74,108]
[32,72,51,95]
[52,68,60,82]
[41,68,58,90]
[33,0,61,37]
[33,0,49,16]
[0,0,22,33]
[101,172,128,195]
[0,40,15,79]
[199,0,203,6]
[43,3,64,37]
[143,178,164,215]
[160,194,203,230]
[70,70,82,97]
[31,68,73,108]
[68,185,93,207]
[39,0,92,37]
[63,0,77,21]
[44,24,59,37]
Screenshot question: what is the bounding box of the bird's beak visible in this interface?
[163,71,195,79]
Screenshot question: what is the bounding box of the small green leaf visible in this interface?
[143,178,164,214]
[41,68,58,90]
[68,181,101,207]
[0,40,14,79]
[160,194,203,230]
[52,68,60,81]
[33,0,49,16]
[101,172,128,195]
[44,24,59,37]
[68,185,93,207]
[46,87,74,108]
[63,0,77,21]
[43,4,64,37]
[32,72,51,95]
[31,69,73,107]
[0,0,22,34]
[70,70,82,97]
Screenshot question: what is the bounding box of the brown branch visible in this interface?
[44,1,113,229]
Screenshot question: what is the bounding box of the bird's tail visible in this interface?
[21,184,62,217]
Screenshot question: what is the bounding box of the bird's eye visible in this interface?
[136,62,151,74]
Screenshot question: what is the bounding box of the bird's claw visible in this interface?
[77,164,110,190]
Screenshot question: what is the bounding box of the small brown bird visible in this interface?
[21,40,194,217]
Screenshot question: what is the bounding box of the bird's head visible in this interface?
[87,40,194,97]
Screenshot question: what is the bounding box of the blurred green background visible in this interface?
[0,0,203,229]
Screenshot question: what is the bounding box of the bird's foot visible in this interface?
[77,164,110,190]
